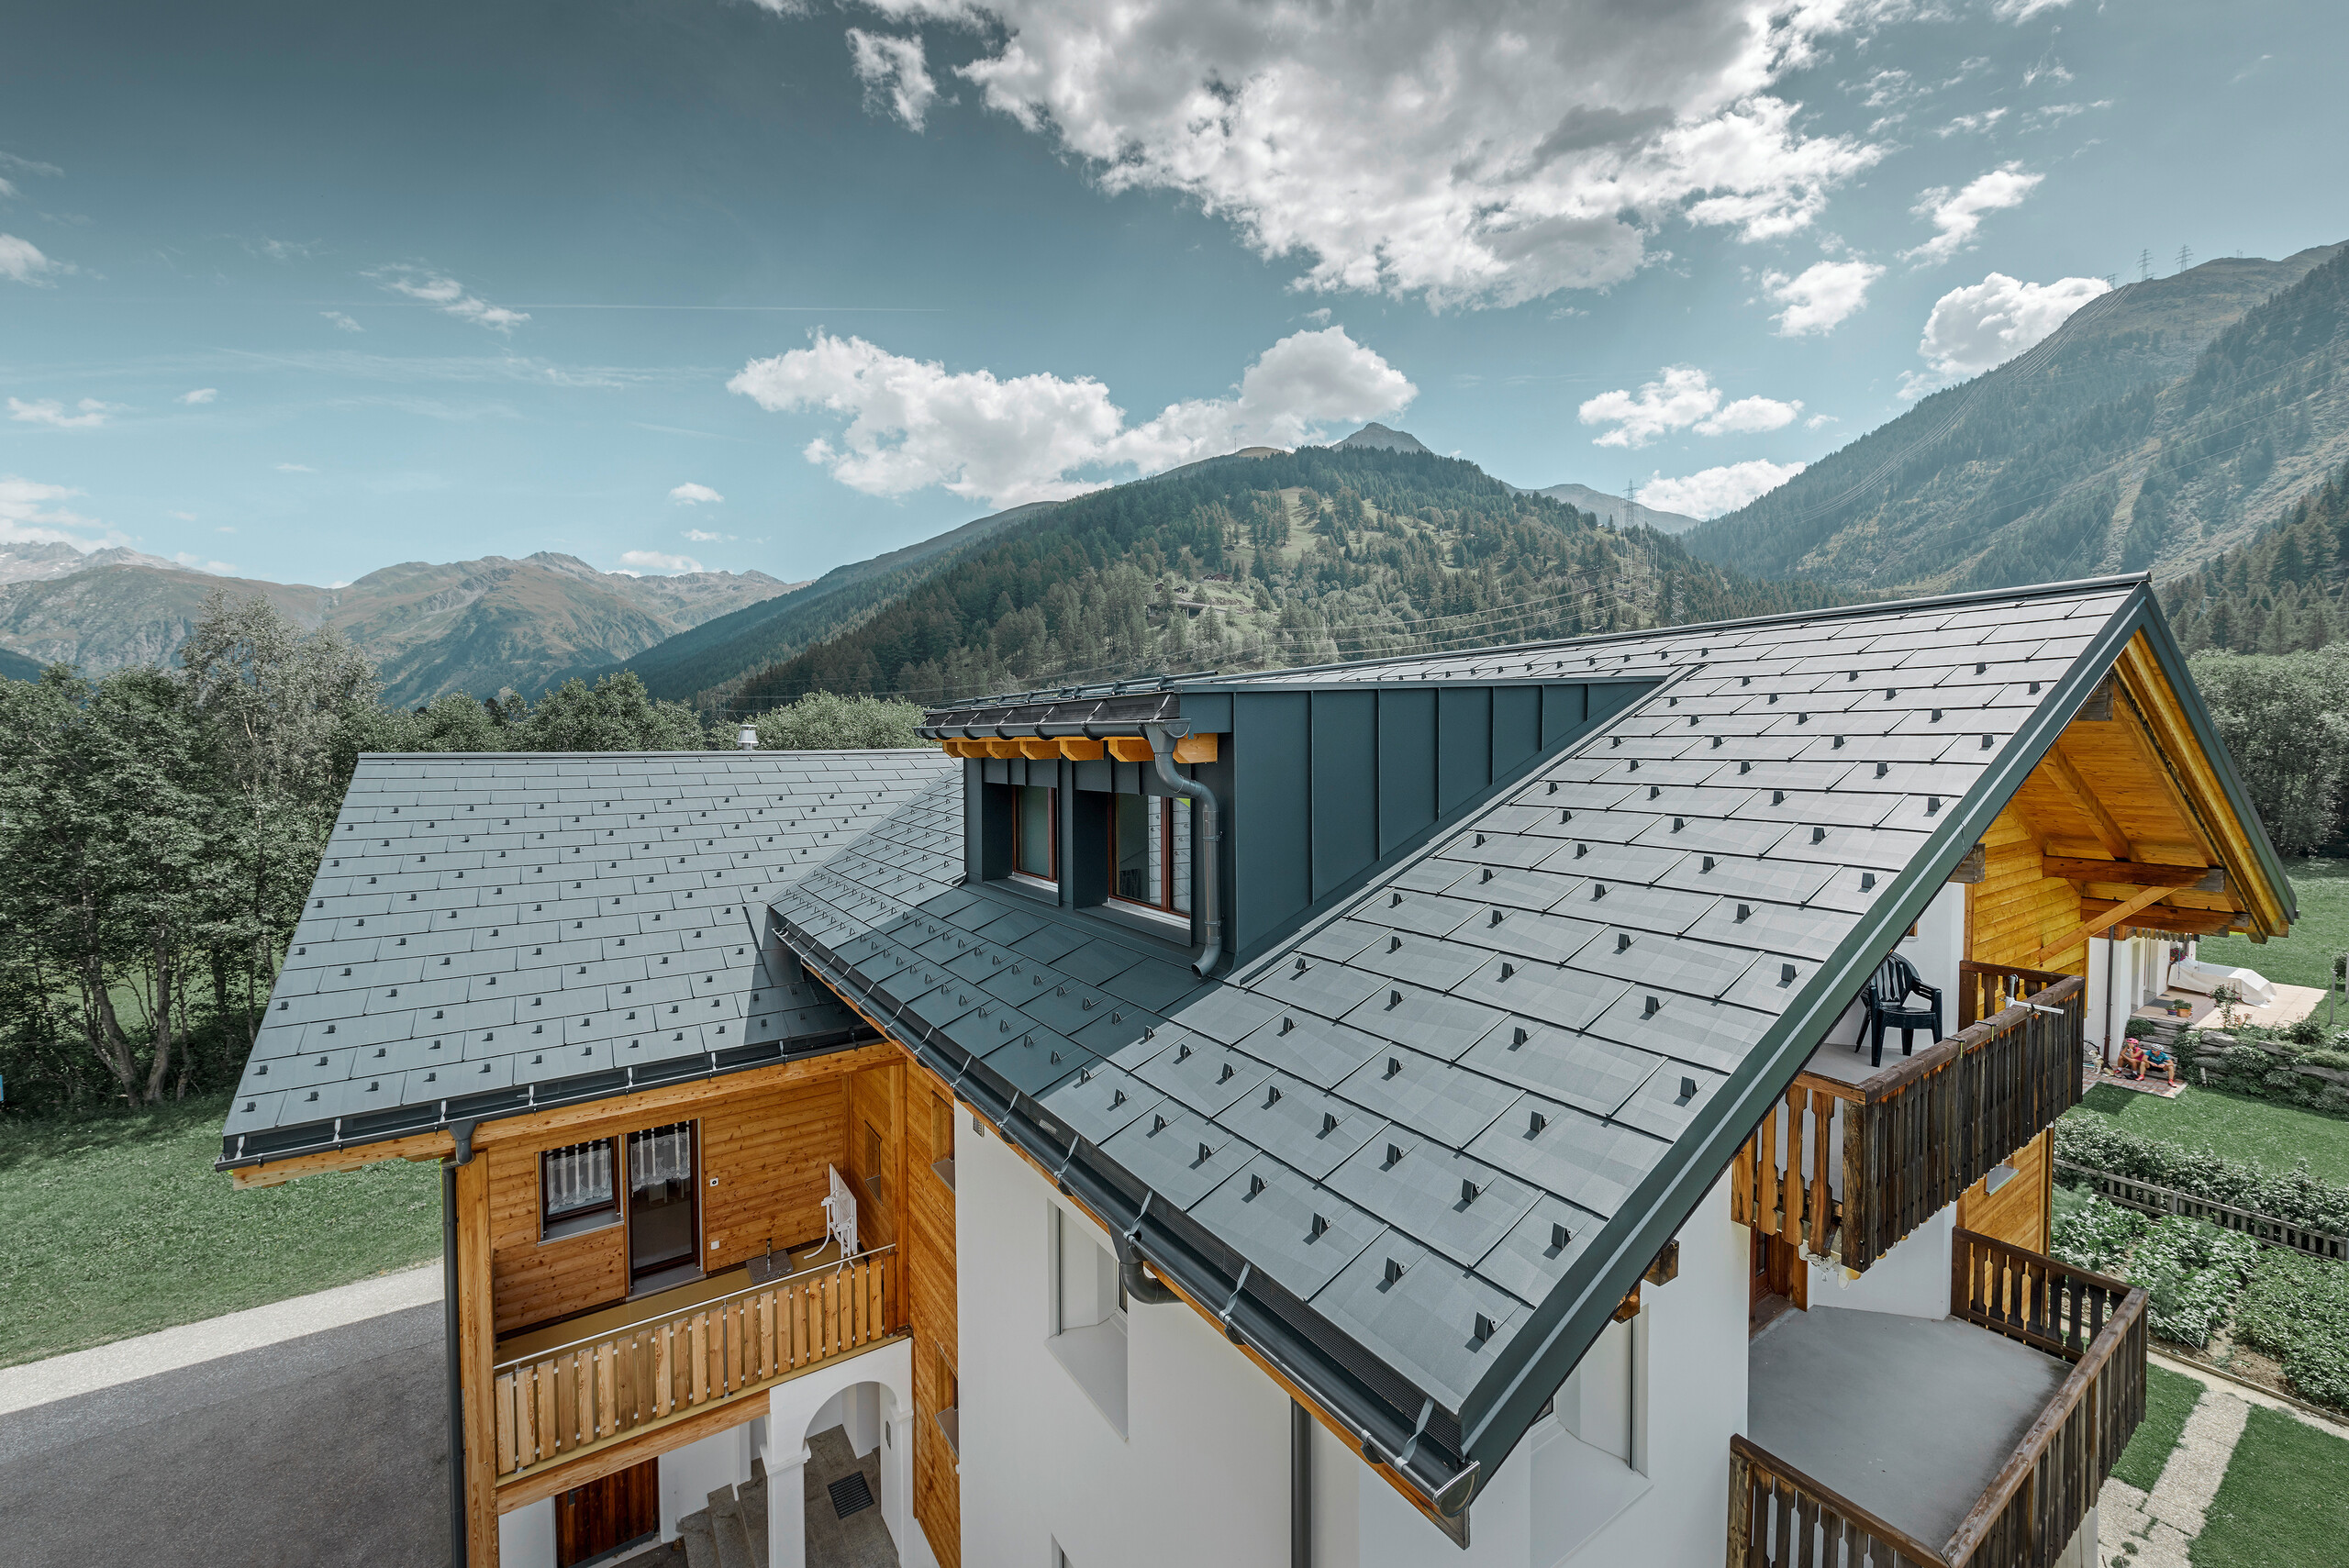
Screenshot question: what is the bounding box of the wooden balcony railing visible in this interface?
[1730,970,2085,1273]
[1730,1236,2146,1568]
[492,1247,895,1483]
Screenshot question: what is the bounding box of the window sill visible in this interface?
[1046,1316,1129,1439]
[930,1156,956,1193]
[934,1406,961,1459]
[540,1213,622,1245]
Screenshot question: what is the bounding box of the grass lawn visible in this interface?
[2110,1363,2202,1493]
[2066,1083,2349,1184]
[2198,856,2349,993]
[2190,1405,2349,1568]
[0,1093,441,1370]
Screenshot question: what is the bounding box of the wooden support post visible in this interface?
[454,1155,499,1568]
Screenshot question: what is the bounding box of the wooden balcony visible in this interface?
[1730,963,2085,1273]
[1732,1232,2146,1568]
[490,1245,896,1490]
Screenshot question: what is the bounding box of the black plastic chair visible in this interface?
[1863,954,1943,1069]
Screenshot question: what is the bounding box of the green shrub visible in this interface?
[2053,1116,2349,1234]
[752,691,929,751]
[2234,1251,2349,1410]
[2126,1217,2260,1348]
[2052,1192,2151,1273]
[2304,1049,2349,1071]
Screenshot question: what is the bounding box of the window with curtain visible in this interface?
[540,1139,618,1240]
[1110,792,1191,917]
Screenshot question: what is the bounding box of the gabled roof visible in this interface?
[217,749,956,1168]
[774,573,2291,1521]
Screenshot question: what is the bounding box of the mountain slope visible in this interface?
[595,499,1053,703]
[1530,483,1700,535]
[0,550,796,705]
[726,443,1852,709]
[1682,242,2349,593]
[2159,454,2349,653]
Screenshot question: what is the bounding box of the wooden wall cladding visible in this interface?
[489,1141,628,1339]
[848,1064,901,1254]
[488,1075,851,1337]
[1968,805,2087,974]
[907,1069,961,1568]
[1954,1127,2054,1255]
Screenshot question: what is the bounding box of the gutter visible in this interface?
[1142,720,1224,978]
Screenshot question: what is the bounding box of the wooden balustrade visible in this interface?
[1730,974,2084,1273]
[1731,1235,2146,1568]
[492,1249,893,1482]
[1954,961,2073,1031]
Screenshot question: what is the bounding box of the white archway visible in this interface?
[763,1339,927,1568]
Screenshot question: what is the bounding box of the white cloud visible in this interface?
[1916,271,2110,380]
[1762,258,1883,336]
[1577,366,1798,449]
[1903,162,2042,265]
[1936,108,2008,138]
[321,310,364,332]
[173,551,238,574]
[729,324,1416,508]
[804,0,1884,310]
[1,151,65,179]
[616,549,706,575]
[847,29,941,130]
[0,474,111,549]
[8,396,116,429]
[0,233,63,284]
[683,528,734,543]
[1638,458,1805,518]
[249,237,320,263]
[669,481,725,505]
[179,387,219,405]
[368,265,529,333]
[1805,412,1838,429]
[276,462,316,473]
[1993,0,2072,20]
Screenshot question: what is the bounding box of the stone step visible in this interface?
[707,1485,758,1568]
[739,1469,771,1568]
[678,1511,720,1568]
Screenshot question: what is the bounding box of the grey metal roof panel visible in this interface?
[1098,1104,1258,1210]
[1035,1062,1163,1146]
[1448,906,1608,969]
[1463,1097,1665,1217]
[1447,956,1625,1032]
[1324,1132,1539,1272]
[1474,1195,1606,1310]
[1331,1045,1521,1148]
[1338,981,1510,1062]
[1455,1019,1664,1118]
[1210,1070,1389,1182]
[1133,1034,1275,1116]
[1581,988,1772,1073]
[1311,1235,1524,1410]
[981,1025,1095,1095]
[1190,1154,1389,1300]
[1230,1010,1391,1090]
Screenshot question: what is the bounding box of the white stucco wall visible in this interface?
[956,1122,1305,1568]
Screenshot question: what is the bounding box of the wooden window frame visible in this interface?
[1011,784,1058,887]
[1108,793,1189,919]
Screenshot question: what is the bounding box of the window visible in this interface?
[1108,792,1191,917]
[1047,1203,1128,1434]
[540,1139,618,1240]
[1013,784,1057,882]
[626,1121,699,1288]
[863,1119,888,1206]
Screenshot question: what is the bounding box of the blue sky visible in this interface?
[1,0,2341,588]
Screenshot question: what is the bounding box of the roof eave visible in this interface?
[1449,579,2160,1491]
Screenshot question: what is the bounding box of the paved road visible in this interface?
[0,1299,451,1568]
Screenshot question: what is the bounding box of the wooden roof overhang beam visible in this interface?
[2110,633,2290,940]
[940,732,1217,763]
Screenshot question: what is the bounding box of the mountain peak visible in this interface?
[1336,422,1431,454]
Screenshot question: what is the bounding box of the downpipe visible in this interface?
[1142,721,1224,978]
[442,1161,465,1568]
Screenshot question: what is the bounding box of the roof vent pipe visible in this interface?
[736,722,759,751]
[1144,721,1225,978]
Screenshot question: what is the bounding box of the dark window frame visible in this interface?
[1108,792,1190,917]
[539,1138,620,1242]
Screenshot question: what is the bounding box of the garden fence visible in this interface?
[2055,1160,2349,1261]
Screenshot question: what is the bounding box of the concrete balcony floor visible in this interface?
[1747,1305,2067,1549]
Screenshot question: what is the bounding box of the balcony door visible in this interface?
[554,1456,659,1568]
[627,1121,700,1292]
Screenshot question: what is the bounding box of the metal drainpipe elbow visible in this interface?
[1142,721,1224,978]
